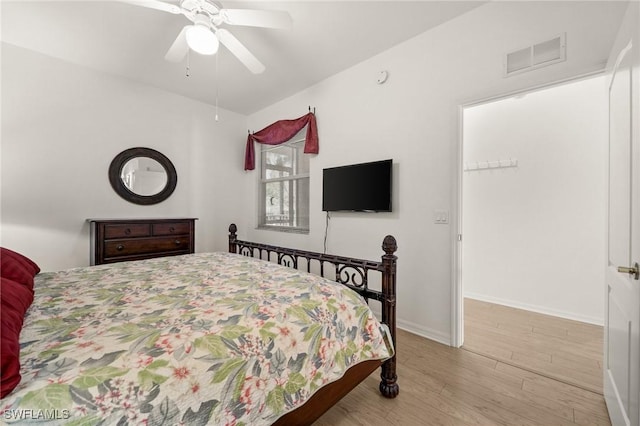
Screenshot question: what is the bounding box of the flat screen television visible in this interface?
[322,159,392,212]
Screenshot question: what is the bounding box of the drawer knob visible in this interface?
[125,228,131,235]
[116,244,125,251]
[169,227,175,233]
[175,240,181,245]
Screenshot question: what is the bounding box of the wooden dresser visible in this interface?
[88,218,197,265]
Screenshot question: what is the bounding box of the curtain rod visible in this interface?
[248,107,315,134]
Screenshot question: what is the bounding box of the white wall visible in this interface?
[462,76,607,325]
[229,1,626,343]
[1,43,247,271]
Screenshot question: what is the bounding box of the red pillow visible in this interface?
[0,248,40,290]
[0,277,34,398]
[1,248,40,276]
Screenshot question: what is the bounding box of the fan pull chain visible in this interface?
[186,50,191,77]
[215,50,219,121]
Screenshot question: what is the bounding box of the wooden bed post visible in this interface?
[228,223,238,254]
[380,235,399,398]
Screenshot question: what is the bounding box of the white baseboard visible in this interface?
[397,319,452,346]
[370,307,452,346]
[464,292,604,326]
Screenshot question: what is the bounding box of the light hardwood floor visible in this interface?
[463,298,604,394]
[315,327,610,425]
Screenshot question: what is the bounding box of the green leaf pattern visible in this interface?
[1,253,392,425]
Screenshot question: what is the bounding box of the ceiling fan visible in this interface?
[118,0,292,74]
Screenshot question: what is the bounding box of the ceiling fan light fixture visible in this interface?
[186,24,219,55]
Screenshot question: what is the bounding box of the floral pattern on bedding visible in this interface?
[0,252,392,425]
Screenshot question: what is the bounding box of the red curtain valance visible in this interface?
[244,112,319,171]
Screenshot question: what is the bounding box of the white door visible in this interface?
[604,38,640,426]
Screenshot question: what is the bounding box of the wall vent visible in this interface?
[504,33,566,77]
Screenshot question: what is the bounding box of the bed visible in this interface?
[0,224,398,425]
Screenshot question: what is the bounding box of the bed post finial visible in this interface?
[380,234,399,398]
[229,224,238,254]
[382,235,397,255]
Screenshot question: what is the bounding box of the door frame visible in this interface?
[451,70,606,347]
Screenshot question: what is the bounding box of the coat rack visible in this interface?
[464,158,518,172]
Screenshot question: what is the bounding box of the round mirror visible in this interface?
[121,157,168,196]
[109,147,177,205]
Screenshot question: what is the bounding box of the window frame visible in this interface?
[257,137,310,233]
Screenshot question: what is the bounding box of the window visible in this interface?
[259,136,309,232]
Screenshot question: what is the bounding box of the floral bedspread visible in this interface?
[1,252,392,425]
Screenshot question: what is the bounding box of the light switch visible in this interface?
[434,210,449,224]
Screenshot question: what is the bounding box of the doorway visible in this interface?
[458,74,608,392]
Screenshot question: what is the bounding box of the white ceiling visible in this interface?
[1,1,487,114]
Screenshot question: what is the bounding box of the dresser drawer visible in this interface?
[104,223,151,239]
[153,222,191,236]
[89,218,196,265]
[104,237,190,258]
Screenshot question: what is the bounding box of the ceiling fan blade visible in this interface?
[216,29,265,74]
[115,0,181,14]
[220,9,292,30]
[165,26,190,62]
